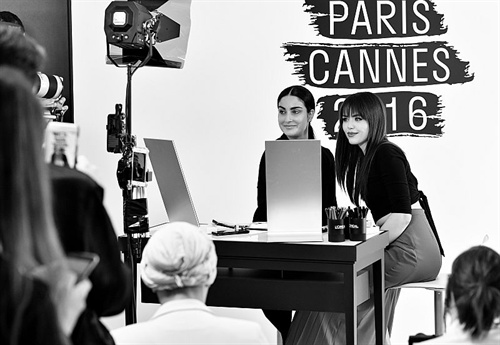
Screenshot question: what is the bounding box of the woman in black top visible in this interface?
[253,85,337,225]
[336,92,442,286]
[50,165,133,345]
[253,85,337,342]
[286,92,443,344]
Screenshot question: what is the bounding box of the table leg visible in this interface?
[345,267,357,345]
[373,257,385,345]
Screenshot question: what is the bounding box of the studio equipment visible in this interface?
[36,72,64,99]
[104,0,187,68]
[35,72,67,121]
[104,0,191,325]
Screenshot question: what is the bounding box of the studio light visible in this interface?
[104,2,151,49]
[104,1,180,50]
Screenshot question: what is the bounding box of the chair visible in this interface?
[391,273,449,337]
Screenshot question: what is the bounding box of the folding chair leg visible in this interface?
[434,290,444,336]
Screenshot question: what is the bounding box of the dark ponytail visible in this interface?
[445,246,500,339]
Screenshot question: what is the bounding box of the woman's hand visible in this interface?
[31,262,92,336]
[54,271,92,335]
[376,212,412,242]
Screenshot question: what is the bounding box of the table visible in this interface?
[119,229,389,345]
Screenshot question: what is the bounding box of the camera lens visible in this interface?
[35,72,64,99]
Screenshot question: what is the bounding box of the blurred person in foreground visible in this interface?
[0,66,91,345]
[112,222,269,344]
[0,23,132,345]
[423,245,500,344]
[0,11,69,119]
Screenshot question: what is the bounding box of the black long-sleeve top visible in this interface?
[252,134,337,225]
[365,143,420,222]
[49,165,132,345]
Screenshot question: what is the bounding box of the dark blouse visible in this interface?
[253,134,337,225]
[49,165,132,345]
[365,143,420,222]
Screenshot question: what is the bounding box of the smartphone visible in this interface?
[44,121,80,168]
[67,252,100,283]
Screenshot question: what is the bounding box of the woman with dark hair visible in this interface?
[0,66,91,345]
[0,25,131,345]
[286,91,443,344]
[253,85,337,225]
[253,85,337,342]
[336,91,442,284]
[424,245,500,344]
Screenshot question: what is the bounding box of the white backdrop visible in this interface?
[71,0,499,343]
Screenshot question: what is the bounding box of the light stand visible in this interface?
[104,0,183,325]
[116,61,151,326]
[106,24,155,327]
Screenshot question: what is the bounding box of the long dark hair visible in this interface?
[0,67,65,344]
[445,245,500,339]
[335,92,388,205]
[277,85,315,139]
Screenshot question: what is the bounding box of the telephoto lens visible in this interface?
[35,72,64,99]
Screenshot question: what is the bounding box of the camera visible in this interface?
[35,72,67,120]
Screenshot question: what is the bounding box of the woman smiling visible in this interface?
[252,85,337,342]
[286,91,443,344]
